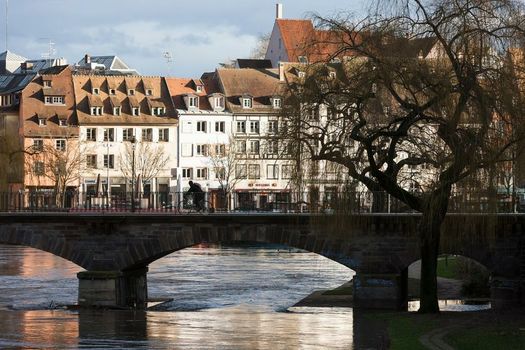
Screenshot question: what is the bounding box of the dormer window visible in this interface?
[44,96,65,105]
[298,71,306,78]
[272,97,282,109]
[113,107,121,116]
[132,107,140,116]
[214,96,224,109]
[92,88,100,95]
[188,96,199,108]
[152,107,165,116]
[146,89,153,96]
[196,85,203,93]
[329,71,336,79]
[109,88,116,95]
[38,117,47,126]
[128,89,135,96]
[58,119,68,127]
[242,97,252,109]
[298,56,308,64]
[90,106,103,116]
[43,80,52,88]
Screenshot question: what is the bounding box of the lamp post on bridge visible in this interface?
[131,136,136,212]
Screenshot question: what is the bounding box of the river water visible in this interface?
[0,242,490,349]
[0,243,360,349]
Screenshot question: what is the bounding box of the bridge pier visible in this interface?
[78,267,148,309]
[490,277,523,310]
[353,272,407,310]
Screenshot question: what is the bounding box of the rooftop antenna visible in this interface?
[163,51,173,76]
[40,38,56,67]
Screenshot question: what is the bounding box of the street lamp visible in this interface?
[131,136,136,212]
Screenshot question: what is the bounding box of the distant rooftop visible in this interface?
[235,59,273,69]
[76,54,139,75]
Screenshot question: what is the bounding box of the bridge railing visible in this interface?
[0,190,519,214]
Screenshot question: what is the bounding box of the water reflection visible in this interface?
[408,299,491,312]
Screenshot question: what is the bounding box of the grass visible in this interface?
[368,312,438,350]
[446,327,525,350]
[436,255,461,279]
[368,311,525,350]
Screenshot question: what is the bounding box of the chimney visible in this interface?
[84,54,91,64]
[279,62,285,82]
[276,3,283,19]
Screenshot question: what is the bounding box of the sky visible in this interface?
[2,0,365,77]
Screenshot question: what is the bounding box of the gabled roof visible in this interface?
[216,68,283,113]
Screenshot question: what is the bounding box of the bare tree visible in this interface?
[119,141,170,191]
[26,137,87,207]
[250,32,271,59]
[282,0,525,313]
[207,136,245,210]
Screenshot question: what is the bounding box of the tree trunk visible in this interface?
[417,189,450,313]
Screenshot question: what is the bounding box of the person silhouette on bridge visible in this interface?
[187,181,205,212]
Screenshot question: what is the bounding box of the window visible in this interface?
[103,154,114,169]
[90,106,103,116]
[268,120,278,134]
[32,139,43,151]
[113,107,121,116]
[298,56,308,64]
[236,121,246,133]
[182,121,193,133]
[109,88,116,95]
[328,71,336,79]
[44,96,64,105]
[214,96,224,109]
[86,155,97,169]
[103,128,115,142]
[249,121,259,134]
[0,94,12,106]
[236,164,247,179]
[181,143,193,157]
[128,89,135,96]
[215,121,225,133]
[188,96,198,108]
[267,165,279,179]
[182,168,192,179]
[273,98,282,109]
[38,118,47,126]
[248,164,260,179]
[196,168,208,179]
[122,128,134,141]
[86,128,97,141]
[196,121,207,132]
[248,140,260,154]
[214,144,225,156]
[235,140,246,153]
[267,140,278,155]
[146,89,153,96]
[34,161,44,175]
[152,107,165,116]
[298,71,306,78]
[58,119,67,126]
[132,107,140,116]
[92,88,100,95]
[55,139,66,151]
[196,85,203,93]
[215,167,225,180]
[282,165,294,179]
[196,144,208,156]
[142,128,153,142]
[43,80,52,88]
[242,98,252,109]
[159,128,169,142]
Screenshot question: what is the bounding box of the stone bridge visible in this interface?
[0,213,523,310]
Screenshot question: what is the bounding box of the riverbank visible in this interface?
[293,281,354,307]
